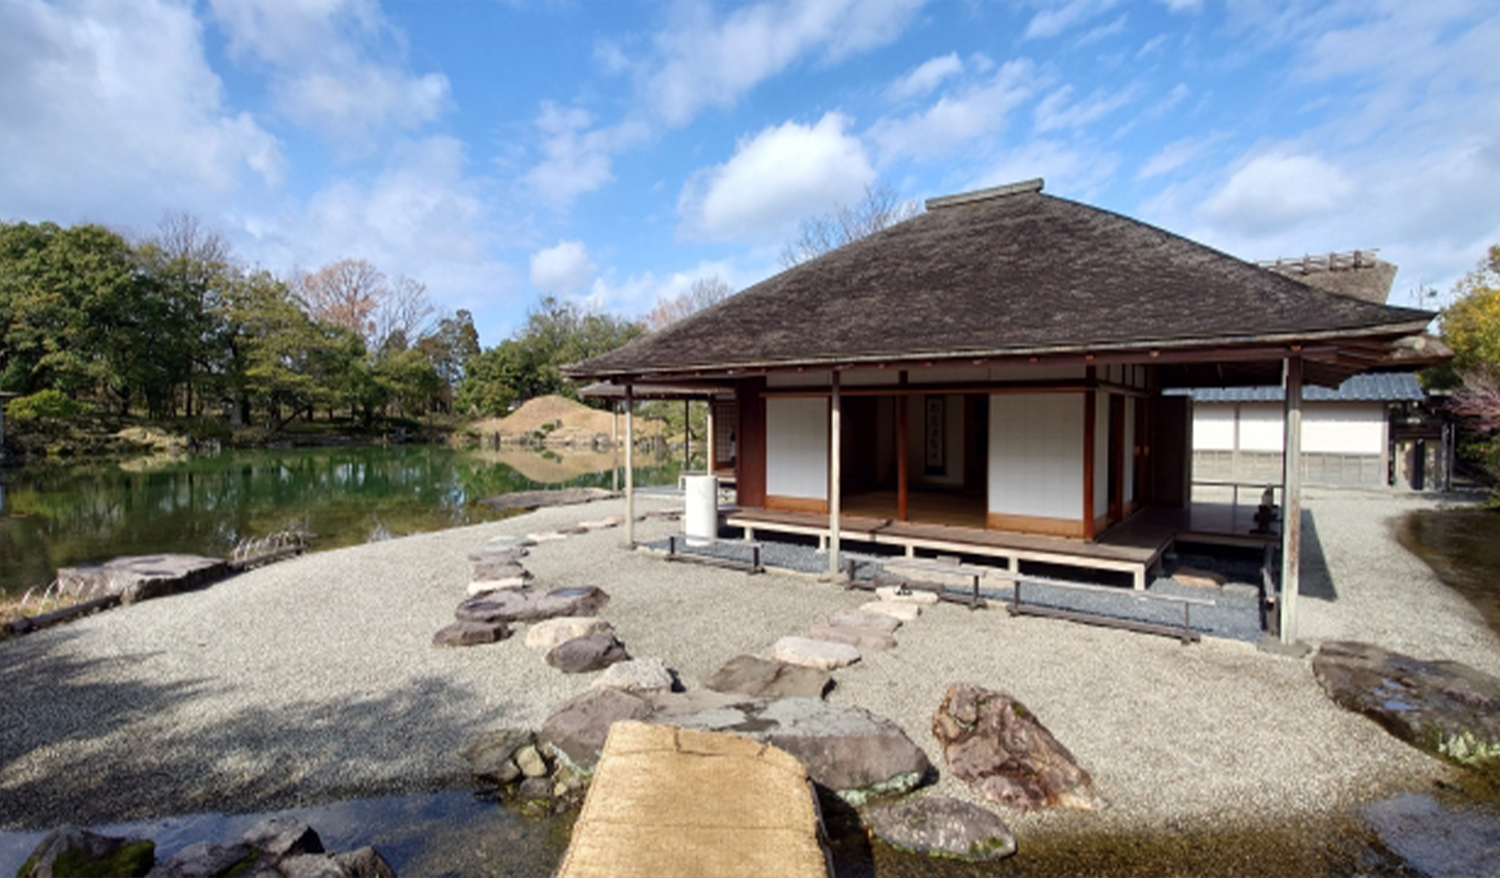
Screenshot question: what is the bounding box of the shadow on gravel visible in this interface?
[0,634,496,828]
[1297,510,1339,602]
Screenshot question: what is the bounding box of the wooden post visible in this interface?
[829,370,842,577]
[1280,356,1303,645]
[706,399,716,477]
[625,385,636,547]
[1083,376,1097,541]
[897,372,908,521]
[683,399,692,472]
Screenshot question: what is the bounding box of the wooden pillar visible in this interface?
[829,371,842,577]
[612,403,619,444]
[706,399,716,476]
[1280,356,1303,645]
[683,399,691,472]
[897,372,909,521]
[625,385,636,547]
[1083,369,1097,541]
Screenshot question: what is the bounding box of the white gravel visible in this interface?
[1,488,1495,840]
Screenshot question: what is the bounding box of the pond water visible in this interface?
[0,445,689,598]
[1397,505,1500,639]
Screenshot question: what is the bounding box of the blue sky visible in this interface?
[2,1,1497,347]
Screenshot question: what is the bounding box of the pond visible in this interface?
[0,445,690,598]
[1397,505,1500,639]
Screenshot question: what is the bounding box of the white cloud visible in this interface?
[886,53,963,102]
[530,241,598,298]
[1033,83,1140,132]
[522,105,651,211]
[0,0,283,226]
[208,0,449,145]
[1136,134,1213,180]
[1074,14,1127,48]
[677,112,875,243]
[970,139,1119,200]
[869,59,1038,162]
[1200,152,1355,235]
[1024,0,1118,40]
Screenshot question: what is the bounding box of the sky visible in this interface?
[2,0,1497,347]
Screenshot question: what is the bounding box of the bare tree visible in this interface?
[291,258,387,343]
[645,276,732,331]
[374,275,435,350]
[779,183,923,268]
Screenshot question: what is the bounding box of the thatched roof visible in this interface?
[1260,250,1398,305]
[565,181,1432,387]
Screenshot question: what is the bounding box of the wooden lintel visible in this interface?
[763,381,1088,399]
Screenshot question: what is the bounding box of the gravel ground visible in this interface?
[1,488,1496,842]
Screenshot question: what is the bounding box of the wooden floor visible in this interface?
[840,490,987,529]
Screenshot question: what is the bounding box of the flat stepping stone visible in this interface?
[807,624,896,651]
[528,532,569,542]
[875,585,940,605]
[548,632,631,673]
[456,586,610,623]
[486,534,537,548]
[526,616,615,651]
[861,601,921,622]
[828,608,901,634]
[704,654,831,699]
[473,559,530,579]
[773,636,861,670]
[434,620,511,646]
[578,519,619,530]
[862,796,1016,862]
[468,576,529,596]
[468,544,529,563]
[591,657,675,694]
[557,524,590,535]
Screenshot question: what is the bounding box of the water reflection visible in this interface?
[1396,507,1500,638]
[0,445,691,597]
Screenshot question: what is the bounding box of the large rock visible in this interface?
[591,657,675,694]
[432,620,510,646]
[547,633,630,673]
[806,623,896,651]
[333,847,395,878]
[540,689,655,774]
[828,608,901,634]
[526,617,615,651]
[18,826,155,878]
[931,683,1104,811]
[455,586,610,623]
[1313,641,1500,770]
[278,854,348,878]
[459,727,535,783]
[57,554,229,605]
[704,655,831,699]
[772,636,861,670]
[242,816,323,859]
[145,842,255,878]
[648,694,932,805]
[862,796,1016,862]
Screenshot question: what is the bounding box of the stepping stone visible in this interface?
[862,796,1016,862]
[875,585,940,605]
[773,636,861,670]
[526,616,616,651]
[468,576,529,596]
[548,632,631,673]
[469,544,528,563]
[861,601,921,622]
[487,534,537,547]
[807,624,896,651]
[434,620,511,646]
[473,559,530,580]
[828,608,901,634]
[528,532,569,543]
[704,654,831,699]
[578,519,619,530]
[456,586,610,623]
[557,525,590,535]
[591,657,675,694]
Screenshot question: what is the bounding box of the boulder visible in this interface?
[467,577,528,596]
[773,636,861,670]
[525,616,615,651]
[806,624,896,651]
[1312,641,1500,770]
[454,586,610,624]
[828,608,901,634]
[277,854,347,878]
[58,554,229,605]
[648,694,931,805]
[459,727,535,783]
[333,847,395,878]
[861,796,1016,862]
[242,816,323,859]
[704,655,831,699]
[18,826,155,878]
[517,776,554,801]
[875,585,941,605]
[860,601,921,622]
[514,744,550,778]
[547,633,631,673]
[540,689,655,773]
[145,842,257,878]
[591,657,676,694]
[931,683,1105,811]
[432,620,510,646]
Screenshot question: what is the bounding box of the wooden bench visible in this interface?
[665,534,764,574]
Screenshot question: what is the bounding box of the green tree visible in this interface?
[1442,245,1500,375]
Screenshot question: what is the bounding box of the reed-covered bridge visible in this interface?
[564,179,1436,645]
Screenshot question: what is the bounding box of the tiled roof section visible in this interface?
[566,187,1432,379]
[1175,372,1425,403]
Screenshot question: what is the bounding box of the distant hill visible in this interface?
[472,394,664,443]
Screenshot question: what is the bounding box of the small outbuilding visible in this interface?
[564,180,1437,644]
